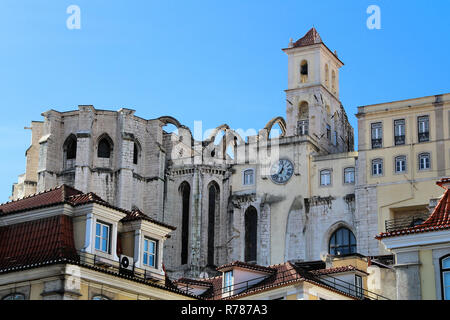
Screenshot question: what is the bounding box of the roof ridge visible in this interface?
[0,184,66,206]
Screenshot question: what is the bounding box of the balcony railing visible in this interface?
[418,132,429,143]
[371,138,382,149]
[179,266,389,300]
[384,214,430,233]
[394,135,405,145]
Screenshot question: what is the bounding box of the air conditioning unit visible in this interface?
[119,255,134,272]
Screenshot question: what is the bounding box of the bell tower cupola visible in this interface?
[282,28,345,146]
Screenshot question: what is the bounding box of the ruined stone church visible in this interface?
[11,28,380,278]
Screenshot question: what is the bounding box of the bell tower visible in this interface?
[283,28,345,146]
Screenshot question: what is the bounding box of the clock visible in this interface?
[270,159,294,184]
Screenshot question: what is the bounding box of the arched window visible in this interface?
[2,293,25,300]
[207,182,220,266]
[98,137,112,158]
[180,182,191,265]
[63,135,77,169]
[300,60,308,83]
[441,255,450,300]
[325,64,329,87]
[329,227,357,256]
[92,295,110,300]
[245,206,257,263]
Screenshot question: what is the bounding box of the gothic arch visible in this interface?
[63,134,77,169]
[179,181,191,265]
[322,221,356,256]
[158,116,182,129]
[244,205,258,263]
[207,180,220,267]
[133,139,142,166]
[264,117,287,138]
[97,133,114,158]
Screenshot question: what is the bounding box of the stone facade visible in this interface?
[11,28,386,279]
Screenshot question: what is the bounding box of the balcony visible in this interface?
[371,138,382,149]
[384,214,430,233]
[394,135,405,146]
[418,132,429,143]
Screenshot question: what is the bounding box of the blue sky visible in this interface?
[0,0,449,202]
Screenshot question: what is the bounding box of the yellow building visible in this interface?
[356,93,450,255]
[377,178,450,300]
[0,185,196,300]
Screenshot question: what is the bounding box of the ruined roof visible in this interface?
[376,178,450,239]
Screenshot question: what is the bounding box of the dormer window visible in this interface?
[223,270,233,294]
[95,221,111,253]
[143,238,157,268]
[300,60,308,83]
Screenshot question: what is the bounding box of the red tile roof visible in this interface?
[216,260,277,274]
[0,215,78,271]
[310,265,369,276]
[121,208,176,230]
[293,27,323,48]
[0,184,175,231]
[182,261,359,300]
[376,178,450,239]
[0,185,82,215]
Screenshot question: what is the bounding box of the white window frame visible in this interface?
[355,275,363,299]
[223,270,233,294]
[320,169,332,186]
[143,238,158,268]
[418,153,431,171]
[95,221,111,254]
[242,168,255,186]
[395,156,407,174]
[344,167,355,184]
[372,159,383,176]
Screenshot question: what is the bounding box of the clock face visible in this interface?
[270,159,294,184]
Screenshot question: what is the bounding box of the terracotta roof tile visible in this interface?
[216,260,277,274]
[0,215,78,271]
[182,261,358,300]
[376,178,450,239]
[310,265,368,276]
[0,185,82,215]
[0,184,175,231]
[293,27,323,48]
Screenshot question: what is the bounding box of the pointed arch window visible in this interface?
[245,206,257,263]
[207,182,220,266]
[180,182,191,265]
[98,137,112,158]
[133,141,140,165]
[63,135,77,169]
[300,60,308,83]
[329,227,356,256]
